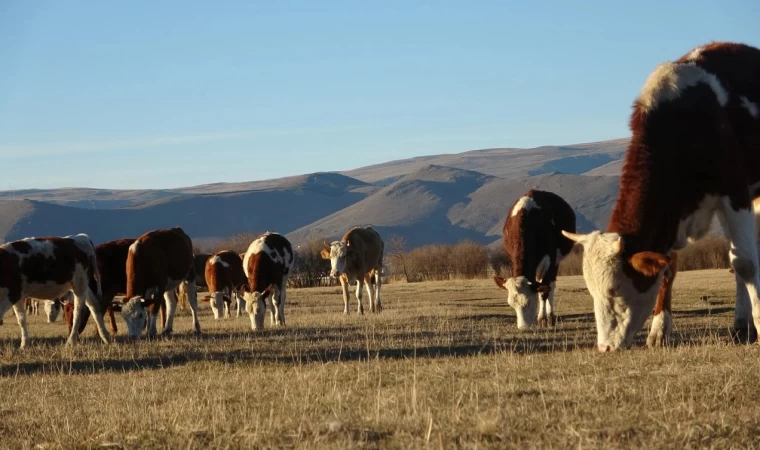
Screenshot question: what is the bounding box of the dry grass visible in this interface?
[1,270,759,449]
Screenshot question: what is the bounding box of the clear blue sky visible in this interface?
[1,1,757,190]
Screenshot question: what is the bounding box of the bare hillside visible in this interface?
[342,138,629,183]
[287,166,620,247]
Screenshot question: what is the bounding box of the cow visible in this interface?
[493,190,576,329]
[241,232,294,330]
[62,238,134,336]
[119,227,201,338]
[201,250,247,319]
[0,234,111,348]
[562,42,760,351]
[321,226,384,315]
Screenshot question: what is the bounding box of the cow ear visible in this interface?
[110,302,122,312]
[493,277,507,290]
[629,252,670,277]
[320,249,331,259]
[535,254,551,283]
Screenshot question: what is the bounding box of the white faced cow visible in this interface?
[563,42,760,351]
[241,232,294,330]
[0,234,111,348]
[120,227,201,338]
[493,190,576,329]
[202,250,247,319]
[321,226,384,315]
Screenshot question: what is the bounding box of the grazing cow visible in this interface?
[63,238,135,336]
[321,226,384,314]
[44,294,69,323]
[0,234,110,348]
[493,190,576,329]
[241,232,294,330]
[202,250,247,319]
[562,42,760,351]
[120,227,201,337]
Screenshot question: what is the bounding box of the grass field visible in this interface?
[1,269,759,449]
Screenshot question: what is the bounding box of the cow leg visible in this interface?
[84,289,111,344]
[183,281,202,334]
[11,303,29,349]
[374,270,383,312]
[647,252,677,347]
[340,278,350,315]
[536,292,547,327]
[161,288,179,336]
[718,200,760,342]
[271,283,286,327]
[364,275,376,313]
[355,280,365,315]
[546,282,556,326]
[717,202,760,343]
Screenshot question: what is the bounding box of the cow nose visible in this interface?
[597,343,611,352]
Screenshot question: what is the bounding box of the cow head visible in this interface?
[561,230,670,351]
[42,299,61,323]
[241,285,269,330]
[493,276,539,329]
[201,292,226,320]
[120,288,159,338]
[321,241,349,277]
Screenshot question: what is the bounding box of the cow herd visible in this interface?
[1,41,759,354]
[0,225,385,348]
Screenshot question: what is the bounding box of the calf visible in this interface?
[493,190,576,329]
[562,42,760,351]
[202,250,247,319]
[24,298,39,315]
[120,227,201,338]
[321,226,384,314]
[241,232,294,330]
[63,238,134,336]
[0,234,110,347]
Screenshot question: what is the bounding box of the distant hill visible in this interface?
[0,138,634,247]
[287,167,619,247]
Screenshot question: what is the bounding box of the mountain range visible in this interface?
[0,138,630,249]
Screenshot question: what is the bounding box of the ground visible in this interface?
[0,269,758,449]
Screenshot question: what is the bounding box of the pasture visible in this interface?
[1,270,759,449]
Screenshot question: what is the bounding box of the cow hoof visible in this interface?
[646,331,669,348]
[537,317,548,328]
[376,305,383,313]
[549,314,556,327]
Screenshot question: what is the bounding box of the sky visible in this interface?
[0,1,758,190]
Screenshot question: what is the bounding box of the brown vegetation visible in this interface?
[0,270,758,448]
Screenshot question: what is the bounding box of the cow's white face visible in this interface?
[494,276,538,329]
[562,230,670,351]
[244,291,266,330]
[42,300,61,323]
[121,297,148,337]
[322,242,348,277]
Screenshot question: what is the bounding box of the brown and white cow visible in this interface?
[562,42,760,351]
[321,226,384,315]
[0,234,111,347]
[493,190,576,329]
[63,238,135,336]
[241,232,294,330]
[202,250,247,319]
[120,227,201,338]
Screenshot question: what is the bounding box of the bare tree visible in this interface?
[387,235,410,282]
